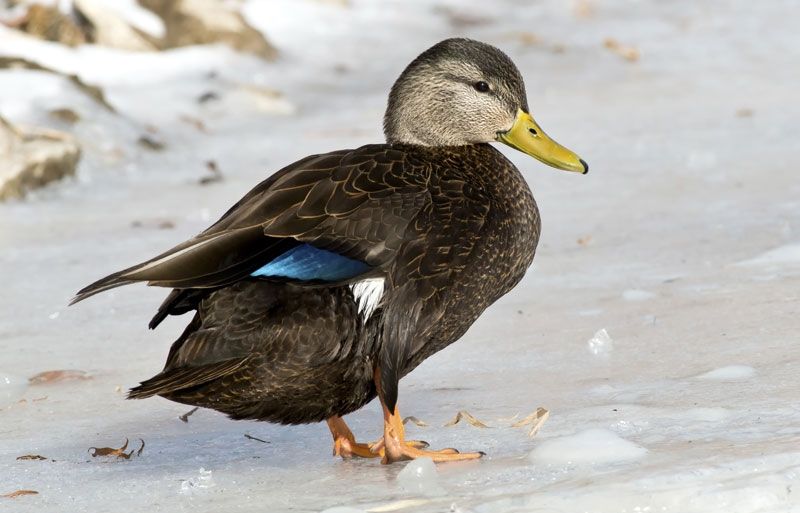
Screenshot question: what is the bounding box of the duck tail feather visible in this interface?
[69,272,133,306]
[127,357,247,399]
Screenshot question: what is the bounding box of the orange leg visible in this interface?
[326,416,379,459]
[375,369,485,464]
[326,415,430,460]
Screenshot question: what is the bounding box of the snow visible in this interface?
[529,428,647,465]
[622,289,655,301]
[2,0,800,512]
[737,243,800,268]
[695,365,757,381]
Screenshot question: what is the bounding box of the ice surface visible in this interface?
[2,0,800,512]
[529,428,647,465]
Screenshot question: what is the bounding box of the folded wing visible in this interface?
[71,145,431,304]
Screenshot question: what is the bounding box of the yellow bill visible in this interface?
[496,109,588,174]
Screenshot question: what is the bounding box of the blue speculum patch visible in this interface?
[250,243,370,282]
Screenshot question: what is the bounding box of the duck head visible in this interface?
[384,38,587,174]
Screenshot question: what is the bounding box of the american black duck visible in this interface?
[72,38,587,463]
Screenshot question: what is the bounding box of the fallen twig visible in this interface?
[179,407,199,423]
[244,434,270,444]
[1,490,38,499]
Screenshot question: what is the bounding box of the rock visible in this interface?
[73,0,158,52]
[139,0,277,60]
[0,116,81,201]
[8,1,155,52]
[11,3,87,47]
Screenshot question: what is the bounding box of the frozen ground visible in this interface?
[1,0,799,512]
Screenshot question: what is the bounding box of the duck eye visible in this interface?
[473,81,490,93]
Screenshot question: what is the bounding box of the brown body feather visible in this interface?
[79,142,539,422]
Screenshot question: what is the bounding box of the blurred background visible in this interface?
[1,1,799,512]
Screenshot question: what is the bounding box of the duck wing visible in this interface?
[70,145,432,304]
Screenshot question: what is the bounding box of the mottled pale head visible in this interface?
[384,38,587,174]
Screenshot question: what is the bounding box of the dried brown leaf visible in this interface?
[16,454,47,461]
[137,134,165,151]
[432,5,493,28]
[49,108,80,124]
[131,219,175,230]
[573,0,594,18]
[604,38,640,62]
[510,407,550,438]
[443,410,489,428]
[198,160,223,185]
[513,31,540,46]
[179,114,208,133]
[369,499,431,511]
[89,438,138,459]
[29,370,90,385]
[2,490,38,498]
[402,416,428,427]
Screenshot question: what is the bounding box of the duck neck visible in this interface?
[383,112,456,147]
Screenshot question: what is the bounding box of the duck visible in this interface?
[71,38,587,464]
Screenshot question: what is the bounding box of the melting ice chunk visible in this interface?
[179,468,214,495]
[396,458,445,496]
[695,365,756,380]
[0,372,28,409]
[529,428,647,465]
[587,329,614,356]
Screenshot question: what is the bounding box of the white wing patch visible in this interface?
[350,277,385,321]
